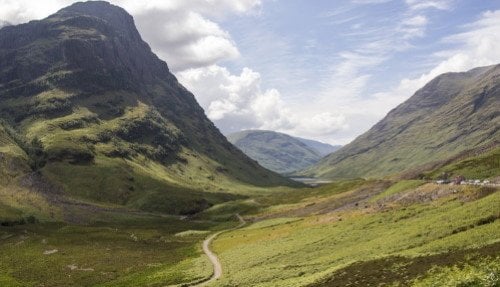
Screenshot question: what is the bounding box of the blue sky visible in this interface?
[1,0,500,144]
[178,0,500,144]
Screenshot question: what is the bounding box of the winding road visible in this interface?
[190,214,246,287]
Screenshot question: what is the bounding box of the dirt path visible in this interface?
[190,214,246,287]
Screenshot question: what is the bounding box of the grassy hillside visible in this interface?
[0,2,497,287]
[0,212,221,287]
[1,163,498,286]
[423,146,500,180]
[293,136,341,156]
[211,180,499,286]
[301,64,500,179]
[0,1,294,216]
[227,130,326,174]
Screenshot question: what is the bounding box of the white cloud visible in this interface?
[394,9,500,99]
[403,15,428,27]
[0,0,261,71]
[133,10,240,70]
[122,0,259,71]
[284,8,500,145]
[178,65,347,139]
[405,0,451,10]
[342,8,500,137]
[351,0,393,4]
[400,15,428,39]
[1,1,498,146]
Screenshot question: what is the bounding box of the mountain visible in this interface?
[301,64,500,179]
[294,137,341,156]
[227,130,335,174]
[0,1,294,217]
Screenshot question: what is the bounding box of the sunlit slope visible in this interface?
[0,1,294,215]
[301,64,500,179]
[211,179,499,286]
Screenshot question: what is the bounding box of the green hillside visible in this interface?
[227,130,331,174]
[301,64,500,179]
[293,136,341,156]
[0,1,294,217]
[0,2,498,287]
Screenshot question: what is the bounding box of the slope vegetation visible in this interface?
[302,64,500,179]
[227,130,336,174]
[0,2,293,216]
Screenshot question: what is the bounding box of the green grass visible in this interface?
[1,176,498,286]
[0,203,23,223]
[0,215,219,287]
[370,180,426,202]
[226,130,323,174]
[425,147,500,180]
[212,188,500,286]
[256,179,367,207]
[0,274,23,287]
[301,66,500,180]
[412,258,499,287]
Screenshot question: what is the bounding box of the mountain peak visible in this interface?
[301,64,500,179]
[52,1,140,41]
[0,1,294,215]
[57,1,130,21]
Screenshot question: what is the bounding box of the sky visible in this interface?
[1,0,499,145]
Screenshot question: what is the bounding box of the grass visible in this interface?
[370,180,426,202]
[0,176,498,286]
[226,130,323,174]
[0,215,220,287]
[2,87,295,215]
[2,103,498,286]
[411,258,499,287]
[211,184,499,286]
[0,203,23,223]
[425,147,500,180]
[301,66,500,180]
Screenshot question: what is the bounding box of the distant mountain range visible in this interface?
[227,130,341,174]
[0,1,294,218]
[300,64,500,179]
[293,136,341,156]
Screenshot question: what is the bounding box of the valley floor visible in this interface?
[1,179,499,286]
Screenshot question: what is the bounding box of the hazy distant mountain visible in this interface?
[294,137,341,156]
[227,130,338,174]
[301,64,500,179]
[0,1,294,216]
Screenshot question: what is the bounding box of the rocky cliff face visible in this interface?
[301,64,500,179]
[0,1,293,215]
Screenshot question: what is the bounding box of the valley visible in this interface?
[0,1,498,287]
[1,169,498,286]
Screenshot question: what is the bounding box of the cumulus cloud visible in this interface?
[0,0,261,71]
[1,0,498,145]
[132,10,240,70]
[178,65,347,137]
[120,0,261,71]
